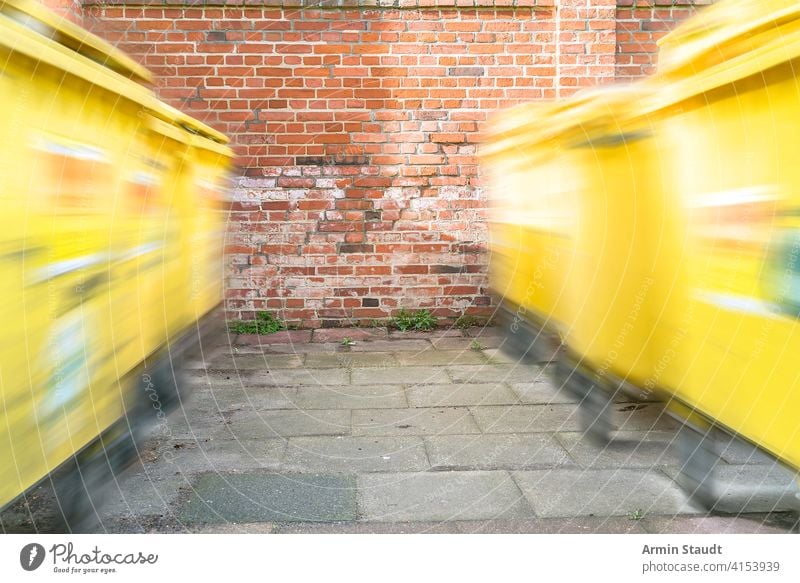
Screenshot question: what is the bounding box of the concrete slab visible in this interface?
[452,516,648,534]
[448,364,545,384]
[556,431,680,469]
[231,343,332,355]
[390,329,463,340]
[235,331,312,345]
[145,438,287,475]
[510,380,580,405]
[215,409,351,439]
[96,467,189,519]
[271,516,649,534]
[282,436,429,473]
[152,411,224,441]
[426,434,574,471]
[186,385,300,413]
[358,471,535,521]
[351,366,450,385]
[184,369,248,389]
[290,385,407,410]
[243,367,350,386]
[716,436,779,465]
[273,521,465,534]
[312,328,388,343]
[200,353,305,370]
[471,404,584,433]
[613,402,680,431]
[304,351,399,369]
[432,336,505,350]
[352,407,481,436]
[512,468,700,518]
[395,350,489,367]
[407,383,520,407]
[641,514,797,534]
[481,348,519,364]
[349,339,431,352]
[189,522,276,534]
[178,472,357,523]
[664,463,800,513]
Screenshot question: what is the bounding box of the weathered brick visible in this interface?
[80,1,694,327]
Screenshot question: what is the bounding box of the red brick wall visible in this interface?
[77,0,709,328]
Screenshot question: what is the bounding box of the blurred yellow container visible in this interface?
[555,86,688,399]
[482,97,595,360]
[0,0,155,509]
[645,0,800,471]
[0,0,232,515]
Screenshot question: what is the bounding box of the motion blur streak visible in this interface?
[0,0,233,531]
[483,0,800,510]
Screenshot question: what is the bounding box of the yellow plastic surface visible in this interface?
[0,3,233,509]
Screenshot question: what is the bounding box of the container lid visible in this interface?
[482,84,651,161]
[146,99,231,148]
[0,0,152,85]
[657,0,800,77]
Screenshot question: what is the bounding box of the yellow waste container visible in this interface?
[0,0,157,511]
[645,0,800,480]
[0,0,233,524]
[482,96,598,363]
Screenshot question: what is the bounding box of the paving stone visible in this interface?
[189,522,276,534]
[432,336,505,350]
[96,466,189,518]
[312,328,388,343]
[243,367,350,386]
[197,353,306,370]
[716,435,778,465]
[510,379,580,404]
[481,348,520,364]
[215,409,351,439]
[471,404,584,433]
[452,516,648,534]
[273,521,465,534]
[235,331,312,345]
[282,436,428,472]
[352,408,480,436]
[349,339,431,352]
[358,471,535,521]
[351,366,450,385]
[146,438,287,475]
[178,473,357,523]
[426,434,574,471]
[290,385,407,410]
[612,402,679,431]
[664,463,800,513]
[183,369,251,389]
[471,403,676,434]
[153,410,224,441]
[512,468,700,518]
[304,351,399,368]
[407,383,519,407]
[556,431,681,469]
[390,329,463,340]
[188,386,300,412]
[395,349,489,367]
[448,364,545,384]
[640,514,796,534]
[232,343,332,355]
[462,327,505,339]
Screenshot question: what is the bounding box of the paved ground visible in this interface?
[3,327,799,533]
